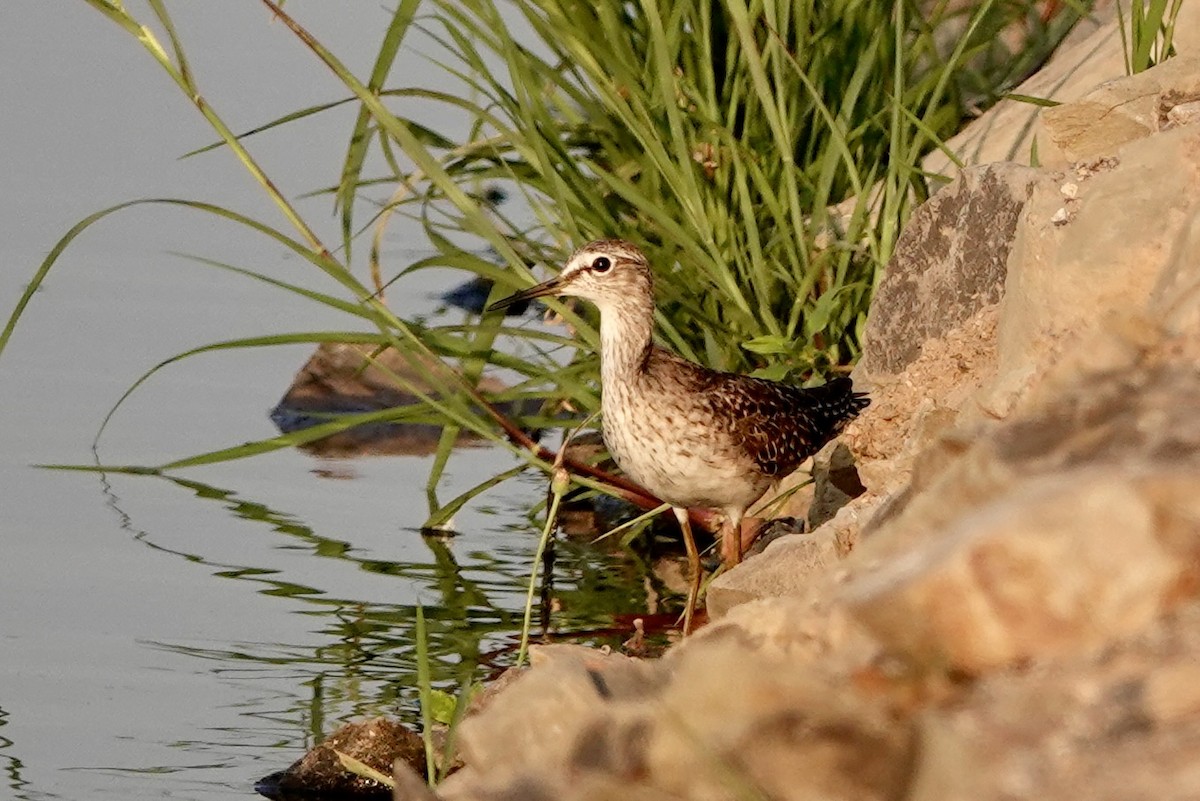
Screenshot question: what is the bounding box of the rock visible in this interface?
[445,645,661,795]
[983,122,1200,417]
[922,3,1128,178]
[391,761,438,801]
[922,0,1200,179]
[849,303,1000,497]
[270,342,536,458]
[705,497,871,620]
[640,639,915,801]
[255,717,425,800]
[462,664,527,718]
[869,320,1200,542]
[841,313,1200,672]
[1166,97,1200,127]
[849,164,1043,500]
[706,528,840,619]
[442,637,913,801]
[1150,204,1200,337]
[859,163,1038,377]
[682,589,880,676]
[809,440,867,529]
[908,602,1200,801]
[843,470,1179,673]
[1037,54,1200,166]
[1142,662,1200,724]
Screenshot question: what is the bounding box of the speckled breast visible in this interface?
[600,387,772,511]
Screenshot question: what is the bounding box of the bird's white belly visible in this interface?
[602,396,769,510]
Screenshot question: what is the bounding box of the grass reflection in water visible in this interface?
[96,470,674,730]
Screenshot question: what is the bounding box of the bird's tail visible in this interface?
[805,376,870,437]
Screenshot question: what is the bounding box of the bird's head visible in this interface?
[488,239,653,314]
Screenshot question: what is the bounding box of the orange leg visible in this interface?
[673,506,702,635]
[720,509,746,565]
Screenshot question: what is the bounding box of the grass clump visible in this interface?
[1119,0,1184,74]
[386,0,1087,379]
[4,0,1090,524]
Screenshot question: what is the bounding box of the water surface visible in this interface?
[0,4,658,798]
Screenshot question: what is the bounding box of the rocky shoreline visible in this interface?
[267,6,1200,799]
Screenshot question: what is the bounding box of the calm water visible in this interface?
[0,4,658,799]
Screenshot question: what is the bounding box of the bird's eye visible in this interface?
[591,256,612,273]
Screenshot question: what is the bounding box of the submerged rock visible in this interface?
[440,275,536,316]
[270,342,539,458]
[255,717,425,800]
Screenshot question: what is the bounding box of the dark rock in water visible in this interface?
[255,717,426,800]
[441,275,535,316]
[269,401,464,459]
[482,186,507,207]
[271,342,540,458]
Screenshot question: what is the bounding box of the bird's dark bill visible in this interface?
[487,275,565,312]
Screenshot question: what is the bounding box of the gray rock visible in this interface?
[859,163,1039,377]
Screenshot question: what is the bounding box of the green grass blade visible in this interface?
[336,0,424,263]
[423,463,529,530]
[181,97,359,158]
[415,604,437,787]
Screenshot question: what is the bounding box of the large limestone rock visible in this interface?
[1151,200,1200,335]
[441,637,912,801]
[449,644,661,786]
[982,121,1200,417]
[845,466,1194,672]
[843,162,1200,672]
[638,639,914,801]
[909,603,1200,801]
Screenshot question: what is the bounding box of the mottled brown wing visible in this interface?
[714,376,869,477]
